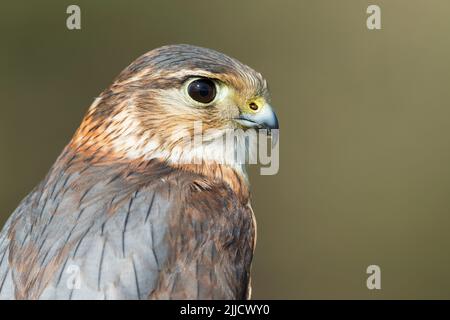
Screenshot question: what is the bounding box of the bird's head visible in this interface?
[73,44,278,173]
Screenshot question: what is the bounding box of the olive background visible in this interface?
[1,0,450,299]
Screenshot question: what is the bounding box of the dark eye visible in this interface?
[187,78,216,104]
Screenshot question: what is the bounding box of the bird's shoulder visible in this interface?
[0,152,254,299]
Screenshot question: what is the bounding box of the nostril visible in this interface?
[249,102,259,111]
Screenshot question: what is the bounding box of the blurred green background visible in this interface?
[1,0,450,299]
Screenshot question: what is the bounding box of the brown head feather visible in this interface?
[70,44,269,198]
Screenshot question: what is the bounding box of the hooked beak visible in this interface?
[234,104,279,130]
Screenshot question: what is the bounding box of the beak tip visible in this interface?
[268,113,279,130]
[260,109,279,130]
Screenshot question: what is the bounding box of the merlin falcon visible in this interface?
[0,44,279,300]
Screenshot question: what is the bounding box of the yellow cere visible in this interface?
[243,97,266,114]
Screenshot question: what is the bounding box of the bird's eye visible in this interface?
[187,78,216,104]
